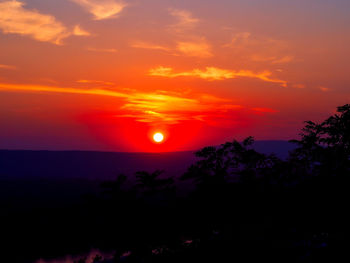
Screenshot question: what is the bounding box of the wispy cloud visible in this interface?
[0,1,71,44]
[0,64,17,70]
[319,86,330,92]
[251,55,294,64]
[271,55,294,64]
[0,82,280,124]
[71,0,126,20]
[119,93,203,123]
[292,84,306,89]
[176,40,213,58]
[73,25,91,36]
[131,39,212,58]
[0,82,241,124]
[132,10,208,58]
[168,8,199,32]
[224,32,294,65]
[223,32,251,48]
[77,79,114,85]
[86,47,118,53]
[149,66,287,86]
[130,42,171,52]
[0,82,128,98]
[0,1,90,44]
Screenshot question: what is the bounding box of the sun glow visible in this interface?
[153,132,164,143]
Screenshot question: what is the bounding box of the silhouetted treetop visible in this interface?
[182,136,278,185]
[136,170,174,194]
[290,104,350,177]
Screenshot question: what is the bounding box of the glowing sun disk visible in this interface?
[153,132,164,143]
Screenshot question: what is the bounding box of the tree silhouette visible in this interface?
[92,254,103,263]
[7,104,350,263]
[100,174,129,202]
[290,104,350,177]
[181,136,278,186]
[74,258,86,263]
[136,170,174,195]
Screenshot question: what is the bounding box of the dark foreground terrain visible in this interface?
[1,105,350,263]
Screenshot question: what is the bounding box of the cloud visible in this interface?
[176,40,213,58]
[130,42,171,52]
[0,0,72,44]
[319,86,330,92]
[225,33,288,51]
[224,32,294,65]
[71,0,126,20]
[149,66,287,86]
[0,64,17,70]
[86,47,118,53]
[223,32,251,48]
[0,82,241,124]
[168,8,199,32]
[292,84,306,89]
[119,93,202,123]
[0,1,91,44]
[251,55,294,64]
[73,25,91,36]
[0,82,279,124]
[77,79,114,85]
[0,82,129,98]
[131,39,212,58]
[271,55,294,64]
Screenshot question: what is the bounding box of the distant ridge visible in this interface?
[0,141,295,180]
[253,140,296,159]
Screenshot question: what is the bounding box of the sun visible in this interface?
[153,132,164,143]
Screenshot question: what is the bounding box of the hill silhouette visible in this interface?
[0,141,294,180]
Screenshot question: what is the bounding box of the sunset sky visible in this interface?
[1,0,350,152]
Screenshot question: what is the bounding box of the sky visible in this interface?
[0,0,350,152]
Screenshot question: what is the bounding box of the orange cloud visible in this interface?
[0,64,17,70]
[224,32,294,66]
[176,40,213,58]
[319,86,330,92]
[0,82,129,98]
[119,93,204,124]
[271,55,294,64]
[76,79,115,85]
[0,1,72,44]
[168,8,199,32]
[131,42,171,52]
[71,0,126,20]
[223,32,251,48]
[149,66,287,86]
[86,47,117,53]
[0,1,91,44]
[0,82,280,126]
[131,39,212,58]
[292,84,306,89]
[0,82,241,124]
[251,55,294,64]
[73,25,91,36]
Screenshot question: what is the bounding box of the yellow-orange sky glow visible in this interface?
[0,0,350,152]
